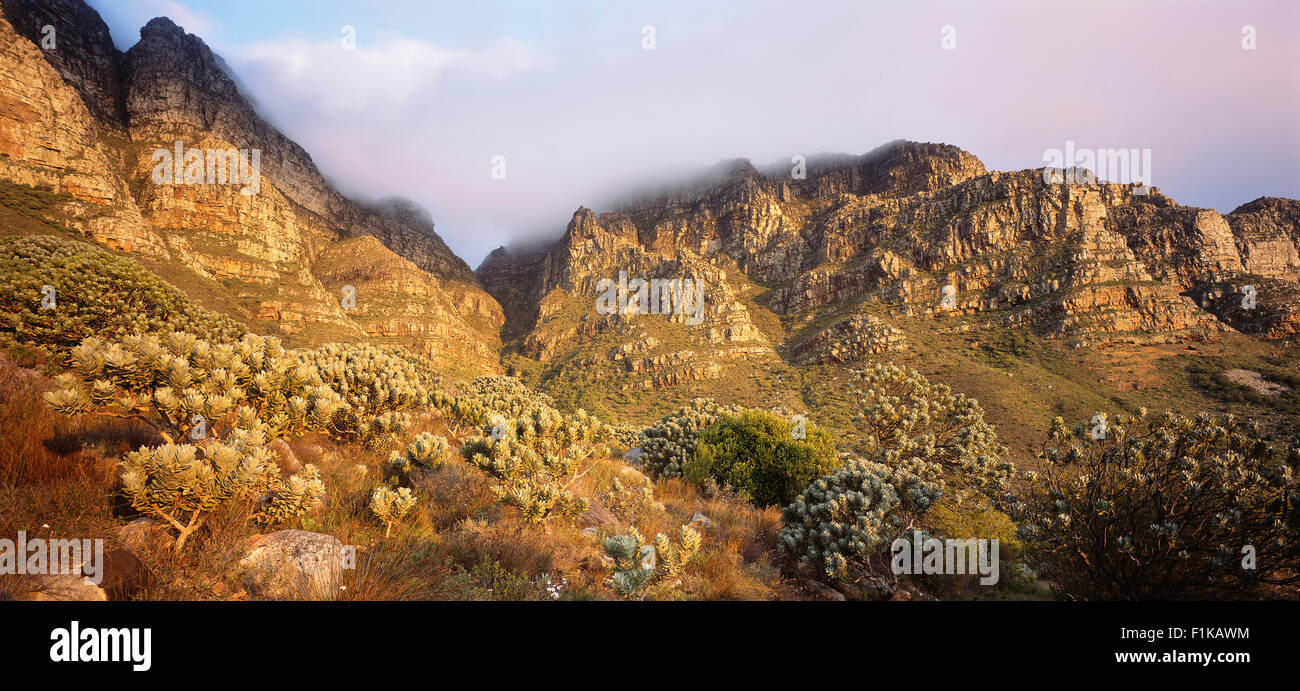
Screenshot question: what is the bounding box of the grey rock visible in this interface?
[236,530,345,600]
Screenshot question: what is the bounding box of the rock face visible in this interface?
[0,1,503,372]
[479,140,1300,395]
[236,530,345,600]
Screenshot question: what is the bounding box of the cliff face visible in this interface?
[480,140,1300,393]
[0,0,126,128]
[0,1,503,373]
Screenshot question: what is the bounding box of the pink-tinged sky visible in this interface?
[92,0,1300,266]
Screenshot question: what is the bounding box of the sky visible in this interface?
[90,0,1300,267]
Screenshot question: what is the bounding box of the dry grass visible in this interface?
[0,353,156,487]
[0,358,808,601]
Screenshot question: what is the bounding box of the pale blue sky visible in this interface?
[90,0,1300,266]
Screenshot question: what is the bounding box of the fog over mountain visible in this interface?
[88,0,1300,266]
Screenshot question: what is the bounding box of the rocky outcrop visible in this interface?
[0,0,126,128]
[121,17,477,282]
[1226,197,1300,282]
[481,139,1294,394]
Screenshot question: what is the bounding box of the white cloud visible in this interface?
[227,34,545,118]
[103,0,217,42]
[133,0,1298,268]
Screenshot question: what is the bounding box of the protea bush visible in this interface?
[44,332,344,442]
[370,485,418,538]
[389,432,450,473]
[119,427,325,551]
[338,409,411,450]
[849,364,1012,508]
[0,234,246,357]
[778,457,941,584]
[461,375,556,418]
[458,407,605,523]
[603,524,701,598]
[1007,410,1300,600]
[638,398,742,479]
[297,343,443,412]
[604,527,655,596]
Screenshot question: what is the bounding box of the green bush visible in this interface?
[693,410,840,507]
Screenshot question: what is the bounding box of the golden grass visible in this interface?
[0,357,810,601]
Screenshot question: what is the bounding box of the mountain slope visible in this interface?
[0,0,502,375]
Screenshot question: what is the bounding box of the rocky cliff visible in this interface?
[479,140,1300,399]
[0,0,503,374]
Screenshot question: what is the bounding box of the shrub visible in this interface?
[602,476,662,523]
[654,525,702,578]
[779,457,941,584]
[296,343,443,413]
[605,423,642,452]
[604,528,656,597]
[461,375,555,418]
[693,410,840,507]
[340,409,411,450]
[389,432,450,473]
[639,398,742,479]
[44,332,345,443]
[603,524,701,598]
[1007,410,1300,600]
[0,234,245,358]
[370,486,418,538]
[458,407,603,523]
[119,427,324,551]
[849,364,1011,508]
[257,463,326,526]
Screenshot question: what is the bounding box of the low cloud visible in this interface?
[92,0,1300,267]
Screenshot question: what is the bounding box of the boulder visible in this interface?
[24,545,148,601]
[95,549,150,601]
[236,530,345,600]
[622,447,645,464]
[802,579,845,602]
[117,517,174,552]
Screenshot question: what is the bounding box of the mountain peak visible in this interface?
[140,15,184,39]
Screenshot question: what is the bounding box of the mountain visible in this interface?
[478,140,1300,450]
[0,0,503,376]
[3,0,1297,457]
